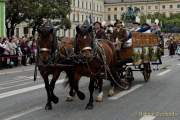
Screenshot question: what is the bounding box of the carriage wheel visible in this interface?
[143,63,151,82]
[124,67,134,89]
[115,67,134,90]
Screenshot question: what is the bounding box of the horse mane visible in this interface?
[38,21,54,38]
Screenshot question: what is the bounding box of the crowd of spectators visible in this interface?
[0,36,37,69]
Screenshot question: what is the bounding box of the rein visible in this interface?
[86,40,129,89]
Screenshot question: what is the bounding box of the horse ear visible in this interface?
[88,26,92,32]
[37,28,41,33]
[76,25,81,33]
[50,28,54,33]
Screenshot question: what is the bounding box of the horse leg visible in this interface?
[86,77,95,109]
[108,80,115,97]
[50,71,61,104]
[66,71,76,102]
[96,79,103,102]
[42,74,52,110]
[73,73,85,100]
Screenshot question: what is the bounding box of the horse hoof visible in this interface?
[45,104,52,110]
[66,96,74,102]
[52,96,59,104]
[96,96,103,102]
[77,92,85,100]
[85,103,93,110]
[108,90,114,97]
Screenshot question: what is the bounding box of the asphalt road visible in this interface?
[0,54,180,120]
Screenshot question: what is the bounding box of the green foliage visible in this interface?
[25,0,72,35]
[5,0,72,37]
[5,0,29,37]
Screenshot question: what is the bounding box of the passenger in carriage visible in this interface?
[94,21,107,39]
[111,20,128,49]
[126,22,152,47]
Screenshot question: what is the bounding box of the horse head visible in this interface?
[37,21,55,64]
[76,25,93,59]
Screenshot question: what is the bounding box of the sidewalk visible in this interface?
[0,65,34,75]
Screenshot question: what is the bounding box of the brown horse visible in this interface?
[69,25,118,109]
[36,22,75,110]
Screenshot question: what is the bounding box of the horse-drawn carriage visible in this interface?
[116,32,160,86]
[35,21,161,110]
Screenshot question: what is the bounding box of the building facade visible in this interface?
[65,0,104,37]
[0,0,5,37]
[14,0,180,37]
[104,0,180,22]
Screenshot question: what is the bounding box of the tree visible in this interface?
[5,0,72,37]
[5,0,29,37]
[26,0,71,36]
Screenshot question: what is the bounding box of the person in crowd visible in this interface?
[168,38,177,58]
[111,20,128,49]
[20,37,31,66]
[94,21,107,39]
[30,38,37,64]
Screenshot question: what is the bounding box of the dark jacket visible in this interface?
[95,29,107,39]
[112,28,127,43]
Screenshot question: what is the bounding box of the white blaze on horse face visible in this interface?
[84,35,87,39]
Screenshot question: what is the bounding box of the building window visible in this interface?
[170,5,173,9]
[73,14,75,21]
[155,6,158,9]
[141,6,144,10]
[114,15,117,20]
[73,0,75,7]
[90,3,91,10]
[23,27,28,35]
[77,14,79,22]
[86,2,88,9]
[82,15,84,22]
[162,5,166,9]
[121,7,124,11]
[170,13,173,16]
[16,28,19,38]
[148,6,151,10]
[108,8,111,11]
[177,4,180,8]
[114,7,117,11]
[82,1,83,8]
[108,15,111,21]
[78,0,79,8]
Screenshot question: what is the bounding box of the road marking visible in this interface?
[108,84,143,100]
[0,68,34,75]
[177,64,180,66]
[139,115,156,120]
[0,79,65,99]
[162,55,168,58]
[0,76,40,86]
[0,81,34,91]
[3,106,42,120]
[157,69,171,76]
[0,79,31,86]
